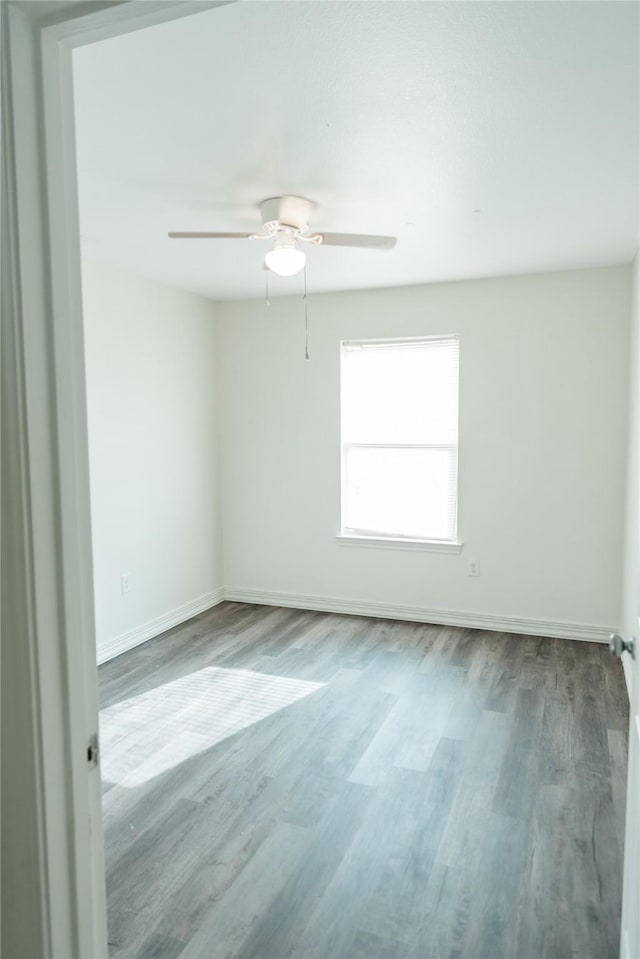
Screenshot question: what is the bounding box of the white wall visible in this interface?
[82,259,223,662]
[219,266,631,639]
[621,251,640,694]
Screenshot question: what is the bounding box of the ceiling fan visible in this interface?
[168,195,397,277]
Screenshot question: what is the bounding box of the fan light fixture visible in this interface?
[265,233,306,277]
[168,196,397,279]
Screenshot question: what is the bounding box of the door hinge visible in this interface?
[87,733,99,768]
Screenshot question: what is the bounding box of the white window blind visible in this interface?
[340,336,459,542]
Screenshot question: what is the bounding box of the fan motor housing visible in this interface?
[260,196,315,234]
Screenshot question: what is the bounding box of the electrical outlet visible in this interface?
[121,573,131,595]
[468,560,480,577]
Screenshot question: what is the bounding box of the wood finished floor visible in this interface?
[99,602,629,959]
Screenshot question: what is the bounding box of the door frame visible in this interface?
[0,3,230,956]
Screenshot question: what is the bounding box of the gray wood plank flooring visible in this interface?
[99,603,629,959]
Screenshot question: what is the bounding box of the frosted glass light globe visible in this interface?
[265,235,306,276]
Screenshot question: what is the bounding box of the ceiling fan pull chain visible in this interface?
[265,269,270,307]
[304,264,310,360]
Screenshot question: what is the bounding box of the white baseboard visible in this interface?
[224,587,613,644]
[97,585,615,665]
[97,587,225,665]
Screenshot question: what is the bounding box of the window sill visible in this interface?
[336,533,463,554]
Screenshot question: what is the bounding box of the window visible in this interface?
[340,336,459,546]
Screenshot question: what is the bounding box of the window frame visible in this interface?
[338,335,462,551]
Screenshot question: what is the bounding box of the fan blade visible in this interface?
[168,232,253,239]
[309,232,397,250]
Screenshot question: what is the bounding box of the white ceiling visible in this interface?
[73,1,639,301]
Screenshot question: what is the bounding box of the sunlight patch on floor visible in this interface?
[99,666,325,787]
